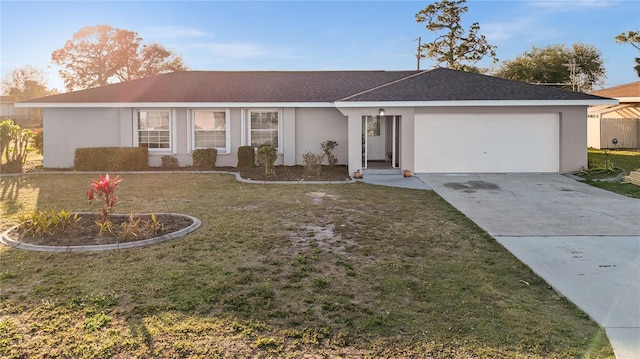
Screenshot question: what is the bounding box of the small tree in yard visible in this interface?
[257,145,277,177]
[321,140,339,166]
[0,119,34,173]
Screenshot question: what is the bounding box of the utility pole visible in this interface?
[415,37,422,71]
[564,58,578,91]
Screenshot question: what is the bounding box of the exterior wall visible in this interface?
[587,116,602,149]
[43,108,122,168]
[42,106,351,169]
[559,106,588,173]
[42,104,590,173]
[295,108,348,165]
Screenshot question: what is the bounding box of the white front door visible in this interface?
[366,116,386,161]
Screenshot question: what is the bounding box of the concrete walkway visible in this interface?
[416,173,640,359]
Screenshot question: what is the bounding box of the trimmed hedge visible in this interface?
[237,146,255,169]
[74,147,148,171]
[161,155,179,169]
[192,148,217,169]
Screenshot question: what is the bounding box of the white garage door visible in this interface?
[414,113,559,173]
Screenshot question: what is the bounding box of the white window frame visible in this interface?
[134,109,175,153]
[241,108,283,153]
[189,108,231,154]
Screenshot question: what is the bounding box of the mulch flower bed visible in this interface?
[7,213,194,247]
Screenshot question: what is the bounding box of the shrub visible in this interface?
[321,140,339,166]
[303,151,323,178]
[17,209,81,237]
[257,145,277,177]
[32,128,43,154]
[87,173,122,224]
[192,148,217,169]
[237,146,255,169]
[74,147,148,171]
[161,155,179,169]
[120,213,163,239]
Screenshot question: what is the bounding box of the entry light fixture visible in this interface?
[378,108,385,116]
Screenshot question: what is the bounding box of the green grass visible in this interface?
[580,149,640,198]
[0,173,614,358]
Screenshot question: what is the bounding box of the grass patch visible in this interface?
[0,173,614,358]
[577,149,640,198]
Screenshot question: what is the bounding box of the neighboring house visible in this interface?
[17,68,615,174]
[588,82,640,149]
[1,96,27,122]
[1,96,42,129]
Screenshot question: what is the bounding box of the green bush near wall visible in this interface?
[74,147,148,171]
[161,155,180,169]
[192,148,217,169]
[237,146,255,169]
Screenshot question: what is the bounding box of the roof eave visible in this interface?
[18,99,619,109]
[335,99,619,107]
[16,102,338,108]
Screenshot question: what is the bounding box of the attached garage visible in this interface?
[414,113,559,173]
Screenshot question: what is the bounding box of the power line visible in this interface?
[415,37,422,71]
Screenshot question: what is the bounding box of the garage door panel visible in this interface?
[415,113,559,173]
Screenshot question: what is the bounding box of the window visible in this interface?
[137,110,171,150]
[367,116,381,136]
[192,110,229,152]
[249,110,279,149]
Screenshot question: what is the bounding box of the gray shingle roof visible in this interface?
[24,71,418,103]
[22,68,609,104]
[340,68,610,102]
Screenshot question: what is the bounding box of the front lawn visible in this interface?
[0,174,613,358]
[579,149,640,198]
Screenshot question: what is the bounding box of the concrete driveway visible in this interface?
[418,173,640,359]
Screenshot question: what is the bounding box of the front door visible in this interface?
[366,116,386,160]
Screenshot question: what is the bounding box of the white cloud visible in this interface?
[481,16,561,46]
[482,19,533,42]
[141,26,206,39]
[528,0,620,12]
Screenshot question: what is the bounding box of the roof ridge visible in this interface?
[335,70,430,101]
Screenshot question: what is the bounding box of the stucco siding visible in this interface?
[587,116,602,149]
[558,106,587,173]
[295,108,348,165]
[43,108,122,168]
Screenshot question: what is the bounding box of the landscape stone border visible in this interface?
[0,213,201,252]
[0,170,357,184]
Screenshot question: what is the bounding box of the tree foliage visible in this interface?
[494,43,606,92]
[615,30,640,77]
[1,66,56,123]
[51,25,188,91]
[1,65,54,100]
[415,0,498,71]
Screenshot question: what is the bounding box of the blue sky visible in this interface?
[1,0,638,92]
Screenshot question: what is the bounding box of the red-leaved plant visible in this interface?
[87,174,123,228]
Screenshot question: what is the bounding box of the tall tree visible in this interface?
[615,30,640,77]
[1,65,56,123]
[51,25,187,91]
[494,43,606,92]
[415,0,498,71]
